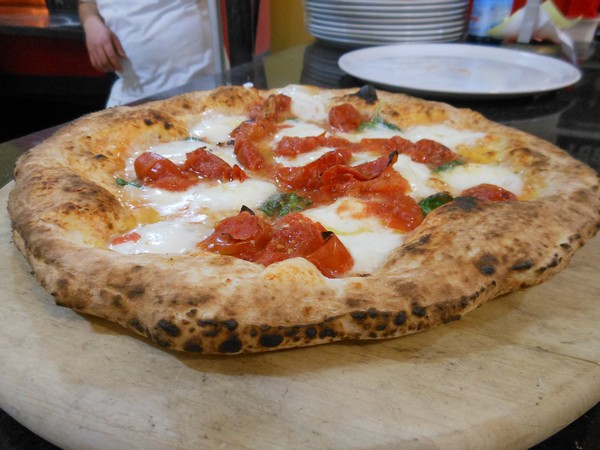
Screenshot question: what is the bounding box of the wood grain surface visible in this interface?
[1,183,598,450]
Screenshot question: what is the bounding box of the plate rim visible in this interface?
[337,43,582,99]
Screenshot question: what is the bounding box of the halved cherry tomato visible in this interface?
[231,118,277,142]
[198,210,272,260]
[409,139,458,166]
[328,103,363,132]
[461,183,518,202]
[276,148,352,192]
[250,94,292,121]
[254,213,325,266]
[232,164,248,182]
[134,152,197,191]
[184,147,233,181]
[306,232,354,278]
[234,140,265,170]
[275,133,325,156]
[364,194,424,232]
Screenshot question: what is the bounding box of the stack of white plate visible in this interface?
[303,0,470,48]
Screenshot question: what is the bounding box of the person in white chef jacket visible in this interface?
[78,0,215,107]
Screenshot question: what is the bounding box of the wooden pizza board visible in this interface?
[1,182,599,450]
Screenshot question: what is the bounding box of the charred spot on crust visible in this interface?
[453,196,480,212]
[412,305,426,317]
[305,327,318,339]
[351,311,367,321]
[511,259,533,271]
[354,85,378,104]
[143,111,174,129]
[260,334,284,348]
[476,253,498,276]
[129,318,144,333]
[319,327,337,339]
[183,341,203,353]
[394,311,407,325]
[223,319,238,331]
[158,319,181,337]
[94,154,107,160]
[219,335,242,353]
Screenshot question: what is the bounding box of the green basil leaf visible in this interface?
[116,177,142,188]
[433,160,465,173]
[259,193,313,217]
[418,192,453,216]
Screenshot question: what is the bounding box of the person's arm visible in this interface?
[78,0,125,73]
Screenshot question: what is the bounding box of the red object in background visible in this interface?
[0,34,102,76]
[511,0,600,18]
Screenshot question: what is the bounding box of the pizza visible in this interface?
[7,84,600,354]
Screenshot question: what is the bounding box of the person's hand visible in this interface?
[81,14,126,73]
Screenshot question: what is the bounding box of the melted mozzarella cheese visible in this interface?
[123,179,278,221]
[190,112,247,143]
[393,154,438,199]
[276,85,330,123]
[340,122,401,142]
[110,221,210,255]
[439,164,524,196]
[275,147,333,167]
[401,124,485,150]
[275,120,326,140]
[303,198,404,274]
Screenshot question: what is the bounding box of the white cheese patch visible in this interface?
[393,154,438,200]
[439,163,524,196]
[190,112,248,143]
[339,122,401,142]
[275,147,333,167]
[276,85,330,123]
[124,179,278,222]
[110,221,210,255]
[401,124,485,150]
[303,198,404,274]
[274,120,327,141]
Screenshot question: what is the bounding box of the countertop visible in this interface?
[0,41,599,449]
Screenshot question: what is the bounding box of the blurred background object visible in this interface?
[302,0,471,48]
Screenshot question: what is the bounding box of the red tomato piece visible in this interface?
[232,164,248,182]
[306,232,354,278]
[184,147,233,181]
[231,118,277,142]
[276,148,353,192]
[275,133,326,156]
[409,139,458,166]
[111,231,141,245]
[365,194,424,232]
[134,152,197,191]
[134,152,167,180]
[234,140,265,170]
[198,210,272,260]
[328,103,363,132]
[254,213,325,266]
[353,152,397,180]
[461,183,518,202]
[250,94,292,121]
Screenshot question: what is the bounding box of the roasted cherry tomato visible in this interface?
[184,147,233,181]
[461,183,518,202]
[328,103,363,132]
[306,232,354,278]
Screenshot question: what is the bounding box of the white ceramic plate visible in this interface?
[338,43,582,99]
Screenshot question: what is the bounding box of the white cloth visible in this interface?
[95,0,215,106]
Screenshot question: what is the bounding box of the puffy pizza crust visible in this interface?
[8,85,600,354]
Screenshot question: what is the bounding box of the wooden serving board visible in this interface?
[1,182,599,450]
